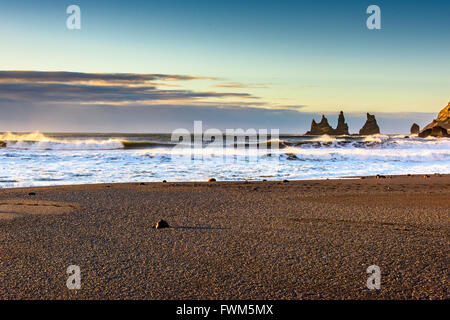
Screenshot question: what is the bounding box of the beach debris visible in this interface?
[28,192,36,196]
[424,175,430,179]
[153,219,170,229]
[208,178,216,182]
[375,175,386,179]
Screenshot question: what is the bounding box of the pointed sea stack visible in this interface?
[410,123,420,134]
[418,102,450,138]
[306,115,334,135]
[305,111,349,135]
[359,113,380,135]
[335,111,349,135]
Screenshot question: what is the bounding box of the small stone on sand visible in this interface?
[154,219,170,229]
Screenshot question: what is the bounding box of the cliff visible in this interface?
[419,102,450,138]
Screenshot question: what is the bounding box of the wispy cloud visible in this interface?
[0,71,258,106]
[0,70,310,114]
[213,82,268,89]
[0,71,219,84]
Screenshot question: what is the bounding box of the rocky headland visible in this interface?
[419,102,450,138]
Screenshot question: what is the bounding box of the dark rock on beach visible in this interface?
[359,113,380,135]
[419,102,450,138]
[153,219,170,229]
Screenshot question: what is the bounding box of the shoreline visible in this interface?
[0,174,448,299]
[1,173,449,190]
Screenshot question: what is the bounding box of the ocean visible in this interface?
[1,132,449,188]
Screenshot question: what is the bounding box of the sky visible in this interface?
[0,0,449,133]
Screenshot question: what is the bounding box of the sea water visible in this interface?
[0,132,449,188]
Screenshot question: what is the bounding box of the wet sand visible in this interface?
[0,175,448,299]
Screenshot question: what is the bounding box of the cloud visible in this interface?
[0,71,256,105]
[0,71,219,84]
[0,71,316,132]
[213,82,268,89]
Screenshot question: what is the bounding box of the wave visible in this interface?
[0,132,123,150]
[363,134,390,143]
[1,132,450,152]
[121,141,177,149]
[0,132,180,150]
[310,134,337,143]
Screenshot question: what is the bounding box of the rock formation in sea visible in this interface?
[335,111,349,135]
[306,111,349,135]
[418,102,450,138]
[359,113,380,135]
[410,123,420,134]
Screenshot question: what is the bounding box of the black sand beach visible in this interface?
[0,175,448,299]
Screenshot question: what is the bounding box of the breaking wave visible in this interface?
[0,132,124,150]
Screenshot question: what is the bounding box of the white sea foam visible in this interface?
[363,134,390,143]
[1,132,124,150]
[0,132,449,187]
[310,134,337,143]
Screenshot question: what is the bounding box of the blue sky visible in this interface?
[0,0,449,132]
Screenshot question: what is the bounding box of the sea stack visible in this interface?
[359,113,380,135]
[306,115,334,135]
[306,111,349,135]
[410,123,420,134]
[335,111,349,135]
[418,102,450,138]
